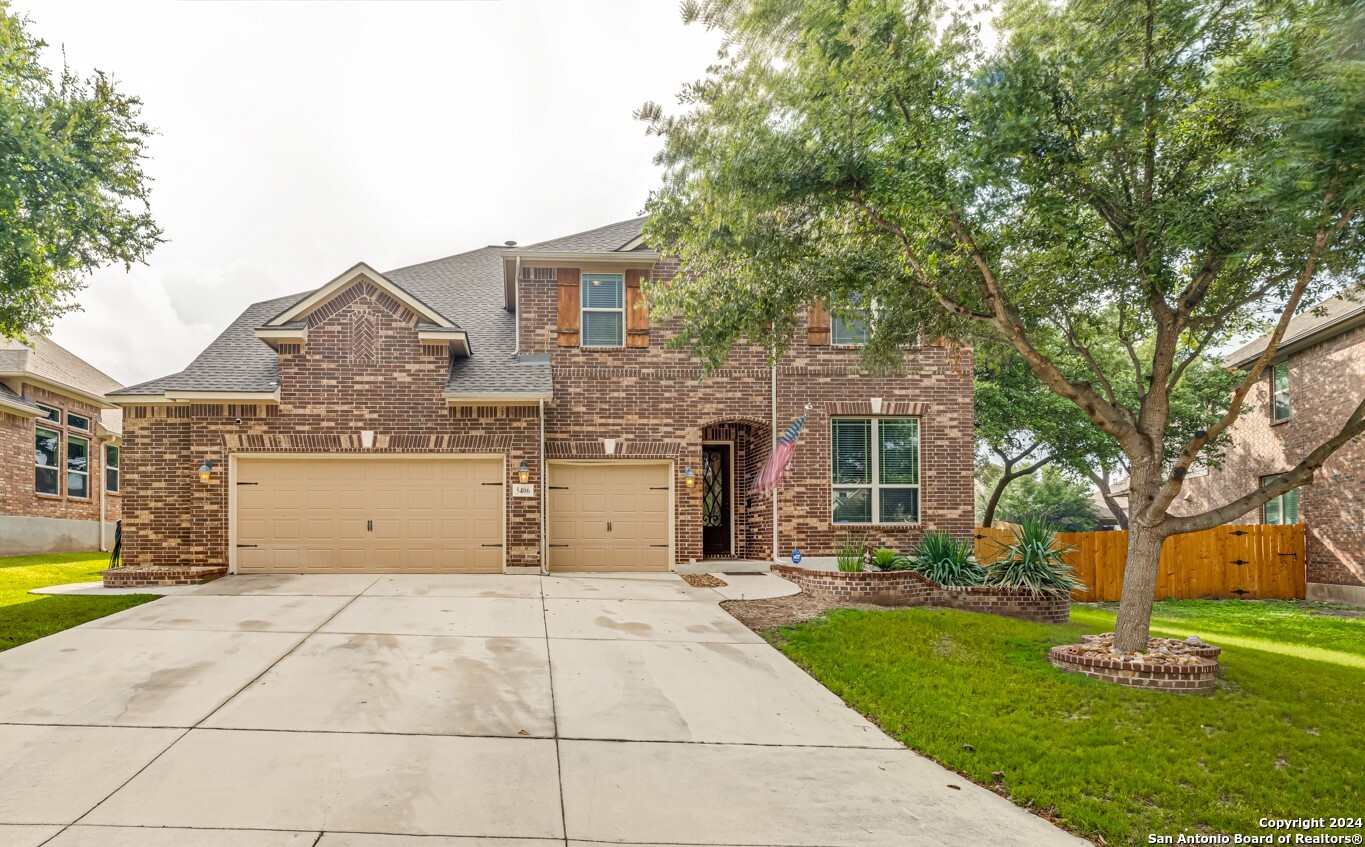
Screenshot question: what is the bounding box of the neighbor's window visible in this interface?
[105,444,120,493]
[1262,474,1300,525]
[67,411,91,431]
[67,435,89,500]
[832,417,920,524]
[37,403,60,424]
[831,296,872,346]
[35,426,60,495]
[581,273,625,347]
[1271,362,1290,422]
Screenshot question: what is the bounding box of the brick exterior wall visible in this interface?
[121,259,975,572]
[0,383,120,527]
[1176,323,1365,588]
[771,565,1070,623]
[103,565,227,588]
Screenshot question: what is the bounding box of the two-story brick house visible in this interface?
[109,218,973,576]
[1177,294,1365,605]
[1,336,123,556]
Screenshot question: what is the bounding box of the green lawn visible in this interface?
[773,600,1364,846]
[0,551,159,651]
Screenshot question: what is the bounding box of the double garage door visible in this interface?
[234,457,504,573]
[233,456,672,573]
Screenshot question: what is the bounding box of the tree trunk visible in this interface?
[981,473,1011,527]
[1112,521,1167,652]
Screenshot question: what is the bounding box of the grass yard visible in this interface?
[0,551,159,651]
[772,600,1363,846]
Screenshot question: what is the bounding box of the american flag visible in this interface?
[751,411,808,495]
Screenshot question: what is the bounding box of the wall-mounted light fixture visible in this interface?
[518,460,531,484]
[684,466,696,488]
[198,459,215,483]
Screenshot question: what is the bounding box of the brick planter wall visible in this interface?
[103,566,227,588]
[1048,646,1219,693]
[771,564,1071,623]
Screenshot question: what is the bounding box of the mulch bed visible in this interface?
[1055,632,1220,665]
[681,573,728,588]
[720,592,883,634]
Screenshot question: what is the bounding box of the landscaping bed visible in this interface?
[737,599,1363,847]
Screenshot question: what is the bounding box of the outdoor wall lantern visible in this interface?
[518,460,531,484]
[198,459,215,483]
[684,466,696,488]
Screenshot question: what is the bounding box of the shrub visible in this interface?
[909,531,984,586]
[983,517,1085,595]
[836,533,867,572]
[869,546,910,571]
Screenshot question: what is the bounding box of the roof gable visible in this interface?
[266,263,459,329]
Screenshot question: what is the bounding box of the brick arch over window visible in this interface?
[697,417,773,560]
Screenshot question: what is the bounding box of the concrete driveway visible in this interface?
[0,572,1085,847]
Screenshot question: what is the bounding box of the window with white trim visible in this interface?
[1262,474,1299,525]
[831,296,872,346]
[35,426,60,495]
[37,403,60,424]
[67,435,90,499]
[1271,362,1290,422]
[581,273,625,347]
[67,411,90,431]
[105,444,120,493]
[831,417,920,524]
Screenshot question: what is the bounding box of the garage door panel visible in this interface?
[547,462,671,573]
[236,457,504,574]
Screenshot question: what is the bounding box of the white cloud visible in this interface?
[26,0,722,386]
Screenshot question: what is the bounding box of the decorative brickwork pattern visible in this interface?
[772,565,1070,623]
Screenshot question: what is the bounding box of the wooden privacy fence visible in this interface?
[973,524,1306,602]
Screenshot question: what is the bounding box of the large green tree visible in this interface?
[0,4,161,338]
[640,0,1365,650]
[997,465,1100,532]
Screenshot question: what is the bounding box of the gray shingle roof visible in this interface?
[1226,291,1365,367]
[0,381,43,414]
[516,217,648,253]
[0,335,123,397]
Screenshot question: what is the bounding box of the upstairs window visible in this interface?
[831,295,872,346]
[37,403,60,424]
[67,412,91,431]
[581,273,625,347]
[1262,474,1300,525]
[1271,362,1290,422]
[832,417,920,524]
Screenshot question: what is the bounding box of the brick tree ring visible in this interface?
[1048,634,1221,693]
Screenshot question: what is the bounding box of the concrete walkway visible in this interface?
[0,572,1086,847]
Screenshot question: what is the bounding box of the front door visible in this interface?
[702,444,732,557]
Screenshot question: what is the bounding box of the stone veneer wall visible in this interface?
[772,564,1071,623]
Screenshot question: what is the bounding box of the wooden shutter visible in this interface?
[807,300,830,346]
[556,268,581,347]
[625,269,650,348]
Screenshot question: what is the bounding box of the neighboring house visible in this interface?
[109,217,973,575]
[1177,294,1365,605]
[0,336,123,556]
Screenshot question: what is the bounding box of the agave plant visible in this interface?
[836,533,868,572]
[983,517,1086,596]
[909,531,984,586]
[869,546,909,571]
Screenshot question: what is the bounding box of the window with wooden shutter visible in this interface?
[625,269,651,348]
[556,268,581,347]
[807,301,830,346]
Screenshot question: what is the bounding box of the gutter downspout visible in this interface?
[539,396,547,575]
[513,256,522,353]
[98,437,106,552]
[771,363,778,562]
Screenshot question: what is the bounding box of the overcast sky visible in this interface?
[24,0,721,386]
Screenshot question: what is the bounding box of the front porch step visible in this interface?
[674,559,772,575]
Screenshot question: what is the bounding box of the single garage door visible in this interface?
[235,456,504,573]
[548,461,671,572]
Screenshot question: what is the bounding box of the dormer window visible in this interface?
[581,273,625,347]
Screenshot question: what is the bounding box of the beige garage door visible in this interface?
[235,457,504,573]
[548,462,671,572]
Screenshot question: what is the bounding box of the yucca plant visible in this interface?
[836,533,867,572]
[983,517,1085,596]
[909,531,984,586]
[869,546,909,571]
